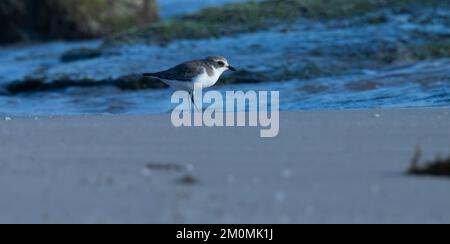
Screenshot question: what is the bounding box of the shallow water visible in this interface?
[1,58,448,116]
[0,4,449,116]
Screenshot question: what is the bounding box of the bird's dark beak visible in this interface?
[228,65,237,72]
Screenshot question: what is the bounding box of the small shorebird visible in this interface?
[143,56,236,110]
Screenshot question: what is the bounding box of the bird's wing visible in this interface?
[152,61,206,81]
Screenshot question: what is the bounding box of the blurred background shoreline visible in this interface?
[0,0,249,44]
[0,0,449,116]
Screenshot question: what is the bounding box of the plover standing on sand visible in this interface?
[143,56,236,110]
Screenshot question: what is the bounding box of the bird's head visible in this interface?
[206,56,237,73]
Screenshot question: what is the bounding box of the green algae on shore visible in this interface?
[104,0,447,47]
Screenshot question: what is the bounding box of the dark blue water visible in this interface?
[1,57,449,116]
[0,3,449,116]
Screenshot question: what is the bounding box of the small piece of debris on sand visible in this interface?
[408,145,450,177]
[176,174,199,185]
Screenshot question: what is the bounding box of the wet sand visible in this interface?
[0,108,450,223]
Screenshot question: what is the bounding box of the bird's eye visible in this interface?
[217,61,225,66]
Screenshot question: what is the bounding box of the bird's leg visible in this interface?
[188,91,192,112]
[192,90,200,112]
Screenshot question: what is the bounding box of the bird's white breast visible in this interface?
[194,67,227,89]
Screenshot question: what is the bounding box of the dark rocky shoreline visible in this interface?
[0,0,159,44]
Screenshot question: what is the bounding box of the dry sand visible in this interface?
[0,109,449,223]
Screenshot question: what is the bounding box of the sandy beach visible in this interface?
[0,108,449,224]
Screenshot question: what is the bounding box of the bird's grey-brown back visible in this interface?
[148,60,212,81]
[143,56,233,83]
